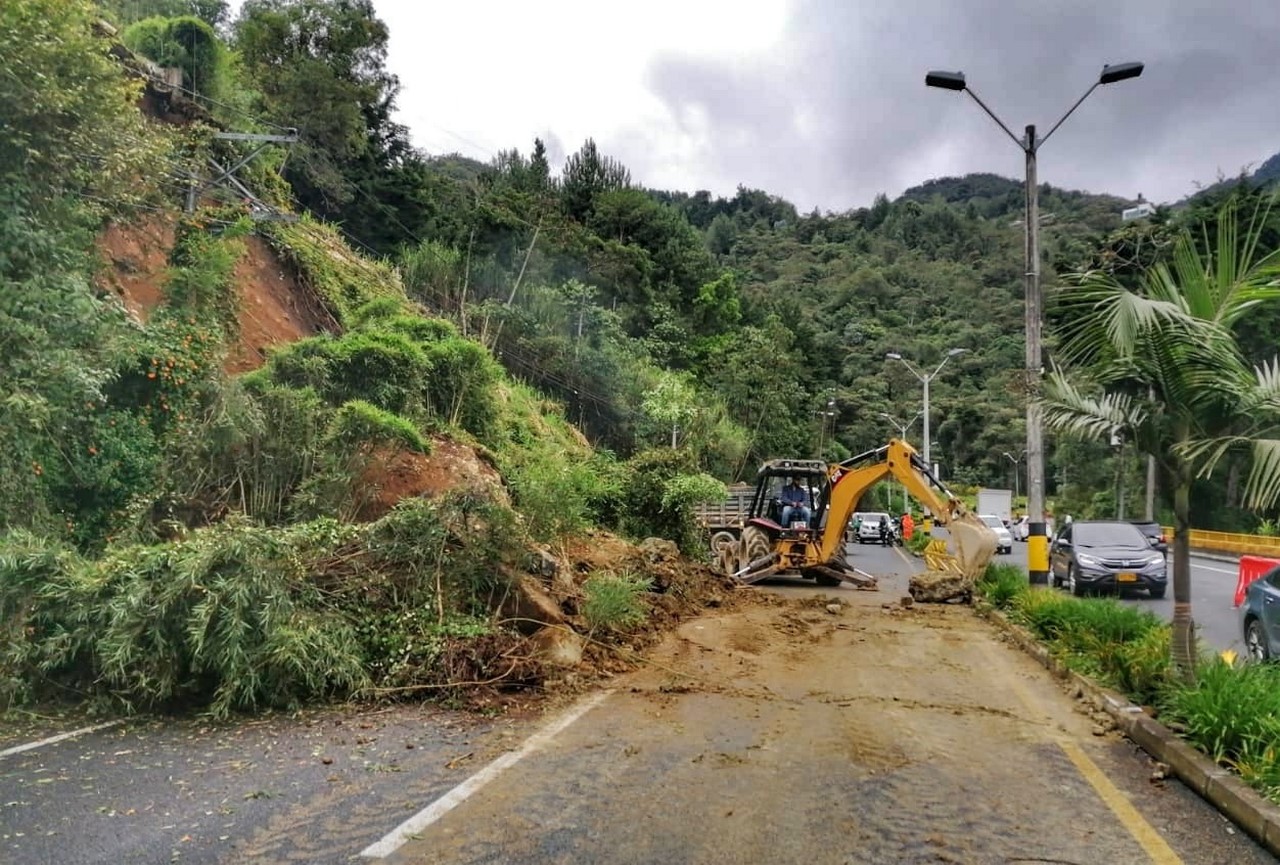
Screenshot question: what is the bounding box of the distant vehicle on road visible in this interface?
[1049,520,1168,598]
[857,512,892,544]
[978,514,1013,554]
[1129,520,1169,555]
[1241,564,1280,661]
[976,488,1012,526]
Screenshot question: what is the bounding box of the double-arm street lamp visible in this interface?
[1003,450,1027,500]
[882,411,923,513]
[885,348,967,471]
[925,61,1144,585]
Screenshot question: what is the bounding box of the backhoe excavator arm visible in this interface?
[817,439,964,563]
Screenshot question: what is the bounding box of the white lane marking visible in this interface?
[360,689,613,859]
[0,720,122,759]
[1189,560,1237,575]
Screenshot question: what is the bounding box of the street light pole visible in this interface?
[885,348,966,472]
[1003,450,1026,500]
[926,61,1144,586]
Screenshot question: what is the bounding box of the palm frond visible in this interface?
[1041,367,1142,441]
[1243,439,1280,511]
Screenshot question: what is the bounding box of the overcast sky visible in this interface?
[248,0,1280,212]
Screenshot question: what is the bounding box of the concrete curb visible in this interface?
[975,603,1280,858]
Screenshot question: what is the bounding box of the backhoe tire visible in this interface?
[740,526,772,569]
[813,573,842,587]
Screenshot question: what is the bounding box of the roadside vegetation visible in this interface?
[976,565,1280,806]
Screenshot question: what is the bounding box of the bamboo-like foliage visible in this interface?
[0,494,524,717]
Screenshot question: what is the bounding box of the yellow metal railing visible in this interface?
[1161,526,1280,558]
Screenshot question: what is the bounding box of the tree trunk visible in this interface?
[1171,474,1196,679]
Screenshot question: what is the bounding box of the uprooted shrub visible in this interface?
[0,494,533,718]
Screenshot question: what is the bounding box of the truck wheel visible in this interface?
[710,531,736,562]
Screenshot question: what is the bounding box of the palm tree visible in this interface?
[1043,193,1280,676]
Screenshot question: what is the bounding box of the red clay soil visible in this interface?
[97,214,177,323]
[355,436,509,522]
[97,218,332,374]
[223,235,332,374]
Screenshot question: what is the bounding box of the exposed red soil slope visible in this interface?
[224,235,333,374]
[97,214,176,323]
[356,436,509,522]
[96,218,332,374]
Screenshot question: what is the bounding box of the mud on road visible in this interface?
[386,586,1273,865]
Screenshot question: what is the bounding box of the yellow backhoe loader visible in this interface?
[719,439,996,589]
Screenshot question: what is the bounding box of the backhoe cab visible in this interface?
[719,439,996,589]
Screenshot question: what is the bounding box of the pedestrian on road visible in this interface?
[901,511,915,541]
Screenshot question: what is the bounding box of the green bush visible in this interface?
[976,563,1026,609]
[0,496,525,716]
[617,448,705,552]
[581,571,652,633]
[122,15,231,103]
[505,447,606,542]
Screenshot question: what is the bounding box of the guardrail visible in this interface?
[1159,525,1280,557]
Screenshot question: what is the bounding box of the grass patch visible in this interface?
[581,571,651,633]
[976,562,1025,610]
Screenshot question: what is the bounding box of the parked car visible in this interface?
[857,512,891,544]
[1241,564,1280,661]
[1049,520,1167,598]
[978,514,1013,554]
[1129,520,1170,555]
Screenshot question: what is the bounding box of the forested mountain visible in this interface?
[6,0,1279,554]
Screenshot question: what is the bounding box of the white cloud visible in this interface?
[376,0,790,185]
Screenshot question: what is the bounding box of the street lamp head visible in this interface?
[885,352,903,360]
[946,348,968,357]
[926,70,966,91]
[1099,62,1143,85]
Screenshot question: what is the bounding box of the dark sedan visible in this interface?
[1049,520,1168,598]
[1129,520,1170,555]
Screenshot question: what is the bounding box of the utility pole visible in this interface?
[1024,123,1047,579]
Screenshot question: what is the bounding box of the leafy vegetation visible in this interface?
[581,571,652,634]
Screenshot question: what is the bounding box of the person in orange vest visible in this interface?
[901,511,915,541]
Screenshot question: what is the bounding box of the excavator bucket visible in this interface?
[948,511,999,580]
[909,510,998,603]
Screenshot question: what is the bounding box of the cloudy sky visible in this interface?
[276,0,1280,212]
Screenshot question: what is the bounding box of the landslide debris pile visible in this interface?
[0,495,737,718]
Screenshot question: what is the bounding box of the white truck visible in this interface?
[976,488,1013,527]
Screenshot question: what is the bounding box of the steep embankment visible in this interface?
[97,215,335,373]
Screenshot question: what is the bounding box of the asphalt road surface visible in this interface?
[959,533,1247,656]
[1,541,1272,865]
